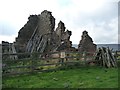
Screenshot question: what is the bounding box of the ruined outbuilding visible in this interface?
[2,41,18,60]
[78,30,96,53]
[2,10,97,60]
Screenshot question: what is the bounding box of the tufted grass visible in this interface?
[2,66,118,88]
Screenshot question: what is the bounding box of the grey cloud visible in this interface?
[73,2,118,27]
[69,2,118,44]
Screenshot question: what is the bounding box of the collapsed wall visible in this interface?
[78,30,96,53]
[14,10,73,54]
[15,15,39,53]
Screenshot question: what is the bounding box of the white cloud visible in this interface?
[91,17,118,44]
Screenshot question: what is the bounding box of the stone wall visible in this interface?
[15,15,39,52]
[2,41,18,60]
[14,10,73,54]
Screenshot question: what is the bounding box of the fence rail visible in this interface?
[3,51,118,76]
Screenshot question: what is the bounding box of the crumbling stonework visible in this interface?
[55,21,72,51]
[78,30,96,53]
[15,15,39,53]
[2,41,18,60]
[14,10,73,54]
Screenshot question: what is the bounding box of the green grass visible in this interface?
[2,66,118,88]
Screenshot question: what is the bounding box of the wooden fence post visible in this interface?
[31,52,38,73]
[78,52,81,61]
[60,52,66,66]
[83,51,87,66]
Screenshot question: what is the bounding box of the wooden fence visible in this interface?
[2,51,118,76]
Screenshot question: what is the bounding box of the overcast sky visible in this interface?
[0,0,119,44]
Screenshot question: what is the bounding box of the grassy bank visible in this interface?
[2,66,118,88]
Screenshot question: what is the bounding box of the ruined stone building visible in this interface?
[14,10,74,54]
[2,10,97,60]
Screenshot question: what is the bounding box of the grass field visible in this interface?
[2,66,118,88]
